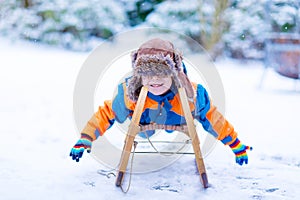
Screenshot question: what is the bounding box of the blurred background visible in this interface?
[1,1,300,199]
[0,0,299,59]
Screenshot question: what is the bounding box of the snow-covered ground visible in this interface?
[1,37,300,200]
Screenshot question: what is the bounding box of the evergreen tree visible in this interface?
[222,0,268,59]
[267,0,300,33]
[223,0,299,59]
[0,0,128,51]
[145,0,229,59]
[120,0,165,26]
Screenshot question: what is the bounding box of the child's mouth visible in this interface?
[150,83,163,88]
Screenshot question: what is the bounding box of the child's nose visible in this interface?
[152,76,159,80]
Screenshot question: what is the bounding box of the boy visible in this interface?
[70,38,251,166]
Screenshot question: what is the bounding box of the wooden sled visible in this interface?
[115,86,208,191]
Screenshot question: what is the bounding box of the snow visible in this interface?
[0,0,127,51]
[1,37,300,200]
[145,0,202,36]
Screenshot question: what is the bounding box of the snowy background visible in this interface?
[1,0,300,199]
[1,0,300,57]
[1,36,300,199]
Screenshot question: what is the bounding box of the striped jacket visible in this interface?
[81,81,237,146]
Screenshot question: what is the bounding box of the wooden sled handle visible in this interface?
[116,86,148,187]
[178,87,208,188]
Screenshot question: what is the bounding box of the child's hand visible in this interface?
[229,138,252,166]
[70,134,92,162]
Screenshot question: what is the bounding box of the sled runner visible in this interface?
[115,86,209,192]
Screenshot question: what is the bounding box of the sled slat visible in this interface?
[178,87,208,188]
[116,86,148,187]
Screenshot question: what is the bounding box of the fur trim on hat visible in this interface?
[135,54,175,77]
[127,38,194,102]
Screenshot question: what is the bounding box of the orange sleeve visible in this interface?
[205,102,237,145]
[81,100,116,141]
[194,83,237,145]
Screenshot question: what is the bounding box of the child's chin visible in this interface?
[149,87,168,95]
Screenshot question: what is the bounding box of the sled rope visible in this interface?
[144,131,191,156]
[97,169,116,179]
[120,141,138,194]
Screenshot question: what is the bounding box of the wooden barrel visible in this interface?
[265,33,300,79]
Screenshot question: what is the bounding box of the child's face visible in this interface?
[141,75,172,95]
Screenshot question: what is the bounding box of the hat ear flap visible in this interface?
[173,50,183,70]
[131,50,138,68]
[178,71,194,100]
[127,75,142,102]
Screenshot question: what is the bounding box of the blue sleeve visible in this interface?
[112,83,131,123]
[194,84,211,120]
[194,84,218,138]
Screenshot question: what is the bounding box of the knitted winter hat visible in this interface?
[127,38,194,101]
